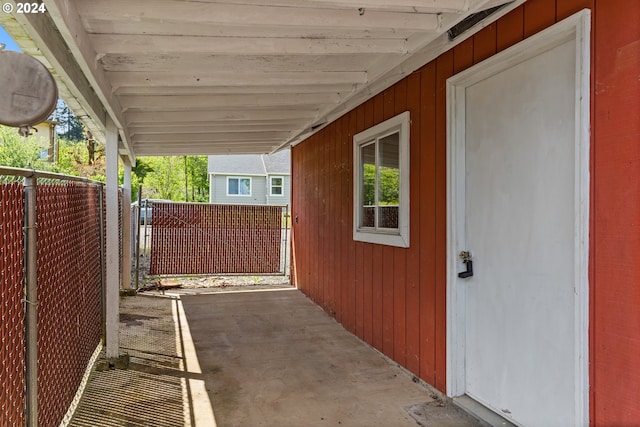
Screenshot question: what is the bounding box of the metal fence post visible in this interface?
[23,175,38,427]
[134,187,142,289]
[284,205,289,276]
[98,185,106,343]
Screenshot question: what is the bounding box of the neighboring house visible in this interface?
[208,150,290,206]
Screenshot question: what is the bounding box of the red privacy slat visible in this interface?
[0,183,26,427]
[150,203,284,275]
[36,183,103,427]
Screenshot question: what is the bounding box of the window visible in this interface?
[353,111,410,247]
[270,176,284,196]
[227,177,251,196]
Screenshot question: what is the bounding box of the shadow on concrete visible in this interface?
[70,289,481,427]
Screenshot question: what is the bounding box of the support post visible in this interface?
[98,184,106,343]
[24,175,38,427]
[105,116,120,359]
[134,186,142,289]
[121,158,132,290]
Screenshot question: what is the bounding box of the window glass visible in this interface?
[361,142,376,228]
[353,111,409,248]
[229,177,250,195]
[239,178,250,195]
[271,177,283,195]
[377,133,400,229]
[229,178,239,194]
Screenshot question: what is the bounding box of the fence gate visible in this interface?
[149,203,287,275]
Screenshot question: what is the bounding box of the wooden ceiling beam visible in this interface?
[133,132,290,143]
[76,0,440,32]
[114,84,357,96]
[91,35,408,56]
[130,124,300,135]
[119,93,341,111]
[109,71,367,88]
[125,109,319,125]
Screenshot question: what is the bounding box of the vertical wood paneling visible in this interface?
[393,79,408,366]
[291,7,640,424]
[381,87,396,358]
[335,116,345,322]
[405,71,422,376]
[419,62,437,385]
[473,23,497,64]
[327,122,337,315]
[354,105,366,338]
[347,110,358,334]
[524,0,557,37]
[434,50,453,392]
[593,0,640,424]
[372,95,385,351]
[453,38,474,73]
[497,5,525,53]
[362,98,376,343]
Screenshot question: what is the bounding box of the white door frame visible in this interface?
[445,9,591,425]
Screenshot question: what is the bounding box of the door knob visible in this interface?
[458,251,473,278]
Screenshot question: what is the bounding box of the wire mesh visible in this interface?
[0,182,26,427]
[35,182,103,427]
[150,203,284,275]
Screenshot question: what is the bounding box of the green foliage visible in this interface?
[141,156,185,200]
[0,126,48,169]
[185,156,209,202]
[2,122,209,203]
[135,155,209,202]
[132,159,153,183]
[54,102,85,142]
[363,163,399,206]
[378,166,399,205]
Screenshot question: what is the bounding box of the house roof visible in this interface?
[263,150,290,174]
[209,150,290,176]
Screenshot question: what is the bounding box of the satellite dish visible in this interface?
[0,50,58,127]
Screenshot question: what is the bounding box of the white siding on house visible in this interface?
[210,175,267,204]
[266,174,291,206]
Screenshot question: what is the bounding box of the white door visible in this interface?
[447,12,590,427]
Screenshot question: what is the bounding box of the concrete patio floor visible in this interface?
[70,286,483,426]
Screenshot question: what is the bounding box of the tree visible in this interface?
[185,156,209,202]
[132,155,209,202]
[53,101,85,142]
[0,125,48,168]
[143,156,185,200]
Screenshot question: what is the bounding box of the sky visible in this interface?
[0,23,21,51]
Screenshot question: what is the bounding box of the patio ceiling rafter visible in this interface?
[4,0,525,156]
[42,0,135,163]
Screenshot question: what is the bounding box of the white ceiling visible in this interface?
[1,0,522,161]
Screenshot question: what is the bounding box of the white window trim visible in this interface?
[270,176,285,196]
[226,176,252,197]
[353,111,410,248]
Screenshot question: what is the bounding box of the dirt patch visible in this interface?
[138,275,292,295]
[119,312,156,326]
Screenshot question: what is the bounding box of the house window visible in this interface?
[270,177,284,196]
[227,177,251,196]
[353,111,410,248]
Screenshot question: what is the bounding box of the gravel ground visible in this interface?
[138,274,293,295]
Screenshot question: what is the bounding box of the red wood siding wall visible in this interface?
[592,0,640,424]
[291,0,640,423]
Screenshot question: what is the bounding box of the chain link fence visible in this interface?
[0,167,115,427]
[36,181,104,427]
[0,181,26,427]
[148,202,288,276]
